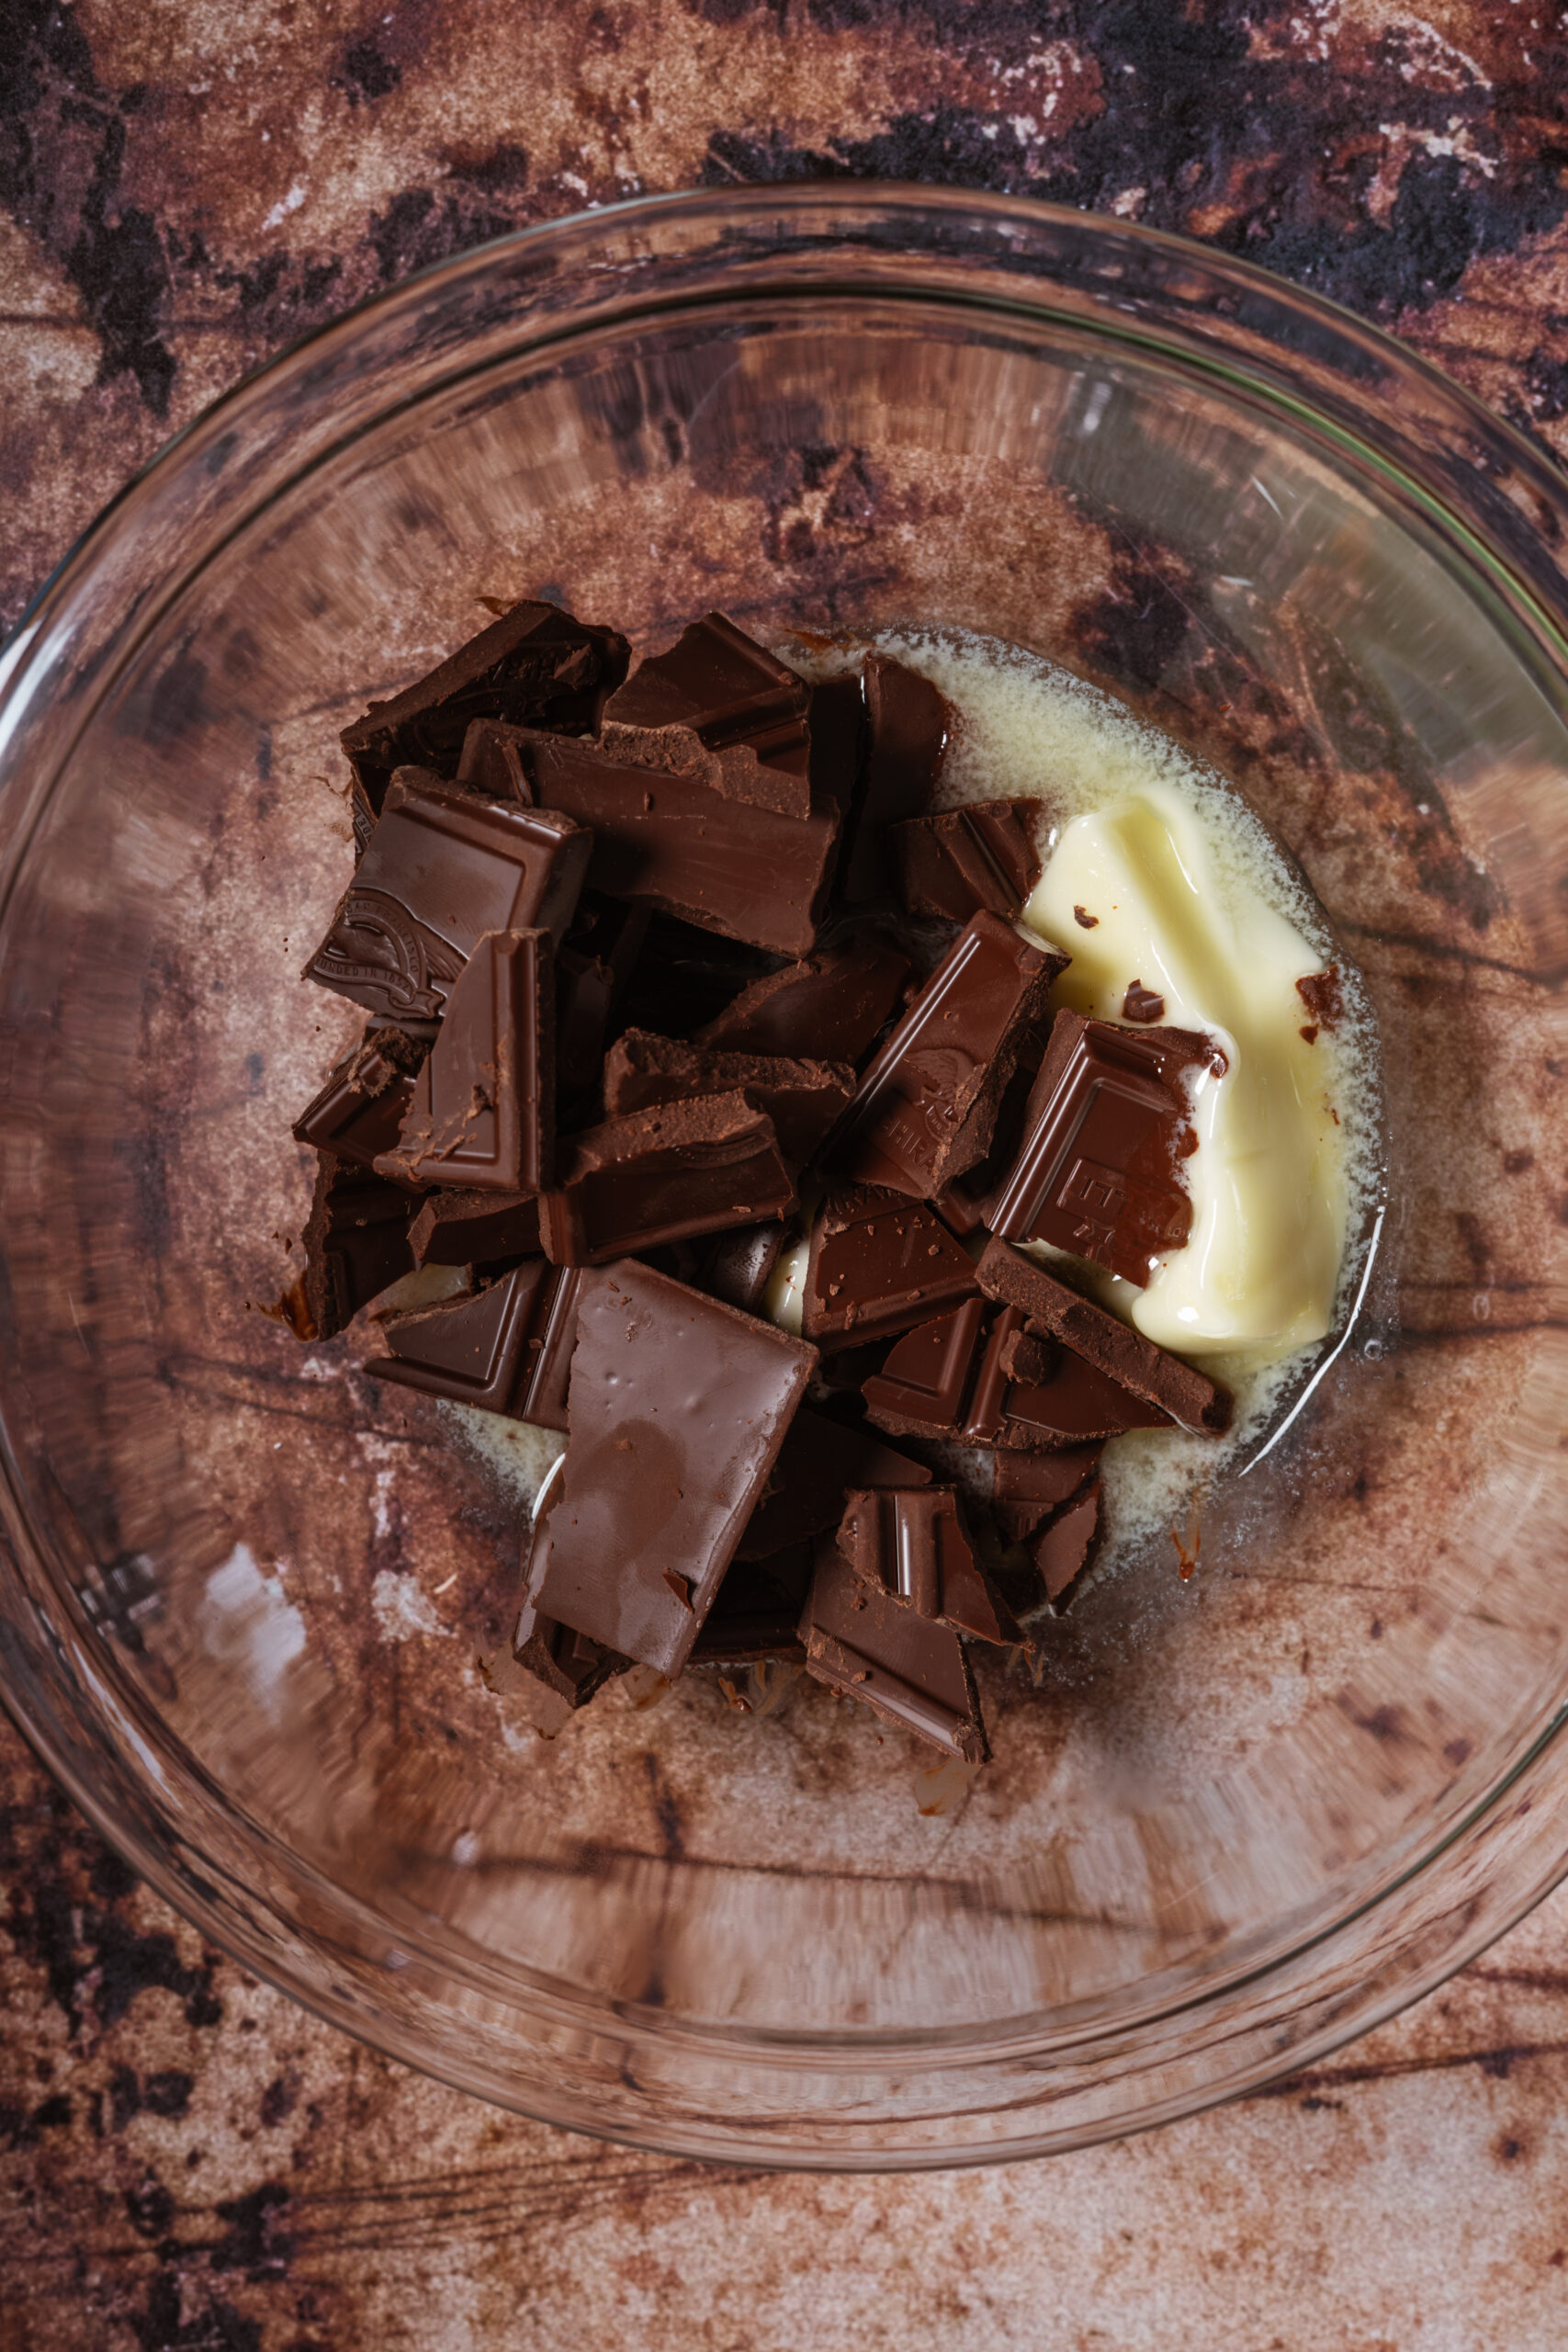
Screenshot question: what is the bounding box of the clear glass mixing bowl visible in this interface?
[2,187,1566,2167]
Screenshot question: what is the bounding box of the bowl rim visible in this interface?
[4,180,1568,2168]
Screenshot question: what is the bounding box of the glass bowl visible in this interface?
[3,187,1567,2170]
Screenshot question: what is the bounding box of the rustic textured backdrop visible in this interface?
[6,3,1568,2346]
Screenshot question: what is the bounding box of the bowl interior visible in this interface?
[3,196,1567,2163]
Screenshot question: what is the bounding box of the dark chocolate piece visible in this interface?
[291,1027,428,1169]
[556,893,651,1097]
[538,1091,795,1266]
[694,928,911,1066]
[367,1258,582,1428]
[889,797,1043,923]
[827,910,1065,1197]
[303,769,591,1023]
[859,1297,989,1439]
[837,1487,1018,1645]
[300,1156,417,1340]
[997,1312,1174,1445]
[524,1261,817,1676]
[840,654,952,899]
[688,1554,809,1666]
[457,717,536,803]
[802,1187,979,1352]
[1296,966,1344,1030]
[381,930,554,1193]
[699,1221,787,1317]
[993,1443,1102,1542]
[510,730,839,958]
[1121,980,1167,1024]
[602,610,812,817]
[976,1238,1233,1435]
[341,601,628,806]
[738,1405,931,1560]
[603,1030,854,1163]
[408,1186,542,1268]
[799,1536,987,1762]
[1032,1479,1103,1612]
[510,1598,619,1733]
[987,1011,1218,1285]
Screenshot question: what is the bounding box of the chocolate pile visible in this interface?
[287,601,1233,1760]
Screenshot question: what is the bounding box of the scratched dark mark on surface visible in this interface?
[6,3,1568,2346]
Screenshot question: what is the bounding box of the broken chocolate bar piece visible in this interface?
[601,611,812,817]
[303,769,591,1023]
[860,1297,989,1440]
[997,1311,1174,1445]
[509,730,840,958]
[1121,980,1166,1024]
[694,927,911,1066]
[890,797,1043,923]
[510,1598,620,1735]
[992,1443,1102,1543]
[828,910,1066,1197]
[408,1186,541,1268]
[603,1029,854,1163]
[300,1156,417,1340]
[688,1553,809,1666]
[738,1406,931,1560]
[382,930,554,1194]
[556,893,651,1097]
[987,1010,1218,1285]
[837,1487,1018,1645]
[800,1535,987,1761]
[457,717,536,803]
[698,1221,787,1317]
[367,1258,582,1427]
[802,1187,979,1352]
[291,1027,428,1169]
[524,1260,817,1676]
[976,1237,1233,1435]
[840,654,953,899]
[1031,1479,1102,1612]
[538,1091,795,1266]
[341,600,628,806]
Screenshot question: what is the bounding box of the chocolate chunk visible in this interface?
[828,911,1066,1197]
[996,1311,1173,1445]
[556,893,650,1098]
[855,1295,1138,1447]
[457,718,536,803]
[694,928,911,1066]
[602,610,811,817]
[837,1487,1018,1645]
[890,797,1043,923]
[1072,905,1099,930]
[1031,1479,1102,1611]
[860,1297,989,1439]
[1295,966,1344,1030]
[840,654,952,899]
[799,1536,987,1762]
[367,1258,581,1427]
[802,1186,979,1352]
[303,769,591,1023]
[603,1029,854,1163]
[993,1443,1101,1542]
[987,1011,1219,1285]
[408,1186,542,1268]
[341,601,628,806]
[524,1261,817,1676]
[1121,980,1167,1023]
[976,1238,1233,1435]
[510,730,839,958]
[291,1027,428,1169]
[688,1554,809,1666]
[538,1091,795,1266]
[698,1221,787,1317]
[510,1599,620,1734]
[380,930,554,1193]
[300,1156,417,1340]
[738,1406,931,1560]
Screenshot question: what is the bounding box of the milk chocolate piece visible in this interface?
[602,611,811,817]
[997,1312,1174,1446]
[976,1238,1233,1435]
[890,798,1043,923]
[408,1186,542,1268]
[300,1156,417,1340]
[841,654,952,899]
[800,1536,987,1762]
[699,1221,787,1317]
[688,1553,809,1666]
[381,930,554,1193]
[993,1443,1102,1542]
[860,1297,989,1439]
[738,1405,931,1560]
[341,600,628,806]
[1032,1479,1102,1611]
[457,717,536,803]
[538,1091,795,1266]
[694,928,911,1066]
[511,1598,619,1732]
[1121,980,1166,1024]
[802,1187,979,1352]
[603,1030,854,1163]
[837,1487,1018,1645]
[987,1012,1217,1284]
[367,1259,582,1428]
[291,1027,428,1169]
[303,770,591,1023]
[512,731,839,957]
[525,1261,817,1675]
[828,911,1066,1197]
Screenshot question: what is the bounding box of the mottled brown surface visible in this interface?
[6,0,1568,2343]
